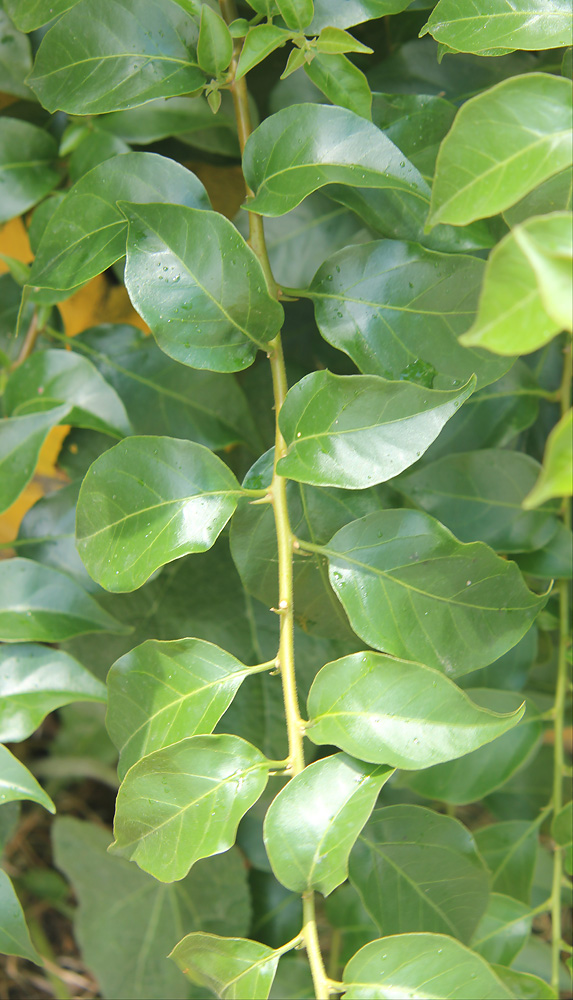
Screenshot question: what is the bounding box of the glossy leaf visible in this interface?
[307,240,509,390]
[236,26,292,80]
[264,754,393,896]
[27,0,205,114]
[76,435,241,591]
[107,638,264,779]
[342,934,513,999]
[95,95,239,156]
[0,643,106,743]
[243,103,429,217]
[277,0,313,29]
[422,0,572,53]
[111,734,270,881]
[0,743,55,813]
[4,0,79,30]
[349,806,489,941]
[0,559,127,642]
[372,93,456,183]
[472,893,532,966]
[305,53,372,120]
[515,521,573,580]
[170,932,281,999]
[277,370,475,488]
[28,153,209,304]
[0,8,33,100]
[429,74,573,227]
[460,214,573,355]
[315,27,373,55]
[0,118,59,223]
[396,450,560,552]
[4,349,131,438]
[197,6,233,78]
[121,203,283,372]
[306,651,524,768]
[403,691,542,804]
[475,820,539,904]
[323,509,546,673]
[0,869,41,965]
[308,0,412,32]
[0,404,71,514]
[523,408,572,509]
[504,168,572,227]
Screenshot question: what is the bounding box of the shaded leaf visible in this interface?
[324,884,378,966]
[0,118,59,224]
[4,0,79,30]
[515,521,573,580]
[0,743,55,813]
[522,408,572,508]
[0,869,41,965]
[17,481,95,590]
[305,53,372,120]
[422,0,572,53]
[95,95,239,156]
[504,168,572,227]
[472,893,532,966]
[0,7,33,100]
[492,965,557,1000]
[0,404,71,514]
[308,0,412,32]
[197,6,233,78]
[372,92,456,183]
[170,932,281,1000]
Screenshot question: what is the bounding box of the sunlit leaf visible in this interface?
[0,870,41,965]
[472,893,532,966]
[170,932,281,999]
[522,408,572,508]
[0,743,55,813]
[422,0,572,54]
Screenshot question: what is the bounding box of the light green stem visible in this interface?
[303,891,333,1000]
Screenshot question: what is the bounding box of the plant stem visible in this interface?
[303,891,332,1000]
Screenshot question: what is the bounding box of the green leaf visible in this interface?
[396,450,560,552]
[170,932,281,999]
[107,637,264,779]
[197,6,233,78]
[28,152,209,304]
[0,118,59,224]
[53,816,251,1000]
[243,103,429,217]
[0,7,33,100]
[322,509,546,673]
[0,869,41,965]
[4,349,132,438]
[0,558,127,642]
[4,0,79,31]
[421,0,572,53]
[523,408,573,508]
[515,521,573,580]
[0,743,55,813]
[16,481,97,591]
[504,168,572,227]
[306,651,525,768]
[342,934,513,999]
[67,129,131,184]
[372,93,456,183]
[277,0,313,30]
[263,754,393,896]
[324,884,378,967]
[236,25,292,80]
[429,74,573,227]
[76,435,242,592]
[492,965,557,1000]
[402,691,542,804]
[0,404,71,514]
[95,94,239,156]
[305,53,372,120]
[121,202,283,372]
[552,804,572,875]
[460,213,573,355]
[307,240,510,390]
[111,734,270,881]
[308,0,412,32]
[27,0,205,114]
[0,643,106,743]
[474,821,539,904]
[277,370,475,489]
[349,806,489,941]
[315,27,373,54]
[471,893,532,967]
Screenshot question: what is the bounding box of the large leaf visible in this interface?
[277,370,475,488]
[76,436,241,592]
[306,240,510,390]
[28,152,209,304]
[16,481,96,591]
[308,0,412,32]
[523,408,573,508]
[0,404,71,514]
[349,805,489,941]
[0,559,127,642]
[0,643,106,742]
[460,213,573,355]
[170,933,281,1000]
[27,0,205,114]
[53,816,250,1000]
[4,0,80,30]
[264,754,392,896]
[342,934,513,999]
[243,103,429,217]
[306,651,525,768]
[321,509,545,673]
[504,168,573,227]
[422,0,572,53]
[111,734,270,881]
[471,893,532,967]
[474,820,539,904]
[121,203,283,372]
[0,743,55,813]
[395,450,560,552]
[0,118,59,224]
[107,638,266,779]
[0,8,33,100]
[372,93,456,183]
[95,93,239,156]
[4,349,131,438]
[429,74,573,227]
[0,869,41,965]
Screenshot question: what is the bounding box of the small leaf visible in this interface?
[170,932,281,999]
[323,509,546,673]
[306,651,525,768]
[0,405,71,514]
[472,893,532,966]
[27,0,205,114]
[0,743,55,813]
[316,27,373,54]
[308,0,413,32]
[0,559,127,642]
[111,735,270,881]
[305,53,372,120]
[523,409,572,508]
[0,869,42,965]
[197,6,233,78]
[279,47,306,80]
[0,643,106,743]
[107,638,262,779]
[0,118,59,224]
[0,7,33,100]
[474,820,539,904]
[429,74,573,227]
[236,25,293,80]
[264,754,393,896]
[421,0,572,54]
[120,203,283,372]
[277,370,475,489]
[277,0,314,30]
[76,436,242,592]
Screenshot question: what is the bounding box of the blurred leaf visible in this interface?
[0,869,41,965]
[0,404,71,514]
[471,893,532,966]
[0,7,32,99]
[0,118,59,224]
[422,0,572,53]
[523,408,572,508]
[170,932,281,1000]
[0,743,55,813]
